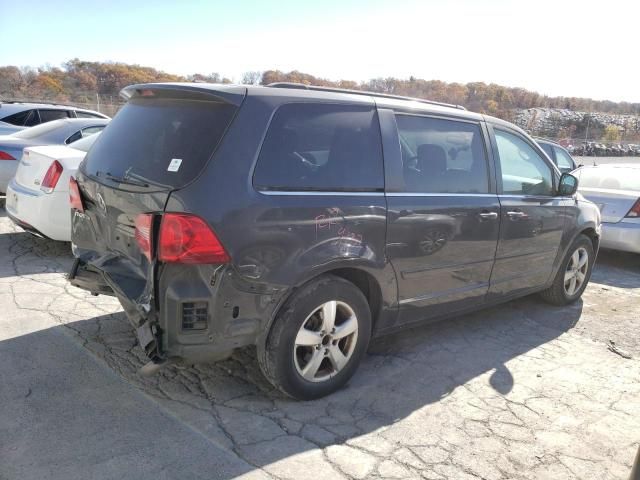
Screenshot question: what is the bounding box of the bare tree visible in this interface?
[241,71,262,85]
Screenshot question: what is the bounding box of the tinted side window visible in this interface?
[495,130,553,196]
[539,142,554,159]
[1,109,31,126]
[24,110,40,127]
[395,115,489,194]
[254,103,383,191]
[39,109,70,122]
[554,147,574,170]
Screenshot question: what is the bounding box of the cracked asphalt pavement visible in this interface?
[1,204,639,480]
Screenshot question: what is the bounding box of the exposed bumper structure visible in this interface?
[68,257,269,369]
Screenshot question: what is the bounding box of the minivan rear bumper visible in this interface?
[69,256,164,362]
[69,257,280,366]
[68,258,115,296]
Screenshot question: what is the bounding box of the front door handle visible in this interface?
[478,211,498,220]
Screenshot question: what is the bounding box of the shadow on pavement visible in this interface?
[591,249,640,289]
[0,294,583,478]
[0,320,255,480]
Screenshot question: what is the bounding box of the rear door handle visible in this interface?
[478,211,498,220]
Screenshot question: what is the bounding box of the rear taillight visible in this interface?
[69,176,84,212]
[40,160,63,193]
[158,213,230,264]
[0,151,15,160]
[625,199,640,218]
[135,214,154,261]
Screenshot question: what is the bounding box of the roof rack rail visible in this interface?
[0,98,87,108]
[266,82,466,110]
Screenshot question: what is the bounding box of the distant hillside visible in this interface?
[513,108,640,143]
[1,59,638,141]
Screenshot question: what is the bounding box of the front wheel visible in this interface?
[258,275,371,400]
[540,234,595,305]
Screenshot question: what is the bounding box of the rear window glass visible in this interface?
[69,132,100,152]
[577,167,640,191]
[83,97,237,188]
[253,103,384,191]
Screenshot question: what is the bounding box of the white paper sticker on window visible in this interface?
[167,158,182,172]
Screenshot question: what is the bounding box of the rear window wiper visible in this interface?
[96,170,150,188]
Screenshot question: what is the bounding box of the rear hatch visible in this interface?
[71,84,245,357]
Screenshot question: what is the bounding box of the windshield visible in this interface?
[68,132,100,152]
[82,96,237,189]
[577,167,640,191]
[11,119,66,139]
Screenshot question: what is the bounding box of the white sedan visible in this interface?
[5,134,99,241]
[574,164,640,254]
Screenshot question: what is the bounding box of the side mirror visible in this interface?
[558,172,578,196]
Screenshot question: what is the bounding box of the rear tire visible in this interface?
[540,234,594,306]
[258,275,371,400]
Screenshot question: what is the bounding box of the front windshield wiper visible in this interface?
[96,170,150,188]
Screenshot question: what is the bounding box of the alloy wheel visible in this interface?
[564,247,589,296]
[293,301,358,382]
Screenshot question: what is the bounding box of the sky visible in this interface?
[1,0,638,102]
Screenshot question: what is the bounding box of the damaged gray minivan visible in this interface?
[69,82,601,400]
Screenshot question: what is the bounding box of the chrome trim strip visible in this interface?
[496,194,554,199]
[258,191,500,198]
[257,190,385,196]
[401,257,495,278]
[399,282,489,305]
[385,193,498,198]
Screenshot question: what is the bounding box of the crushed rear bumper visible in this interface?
[69,258,163,363]
[68,257,277,367]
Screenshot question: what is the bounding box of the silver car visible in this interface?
[0,118,109,193]
[574,164,640,253]
[0,101,109,135]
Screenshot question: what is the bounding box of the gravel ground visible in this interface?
[1,205,639,480]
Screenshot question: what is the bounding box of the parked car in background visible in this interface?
[0,101,109,135]
[5,133,100,241]
[69,82,600,400]
[574,164,640,254]
[535,138,578,173]
[0,118,109,193]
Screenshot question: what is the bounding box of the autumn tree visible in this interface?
[603,125,621,142]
